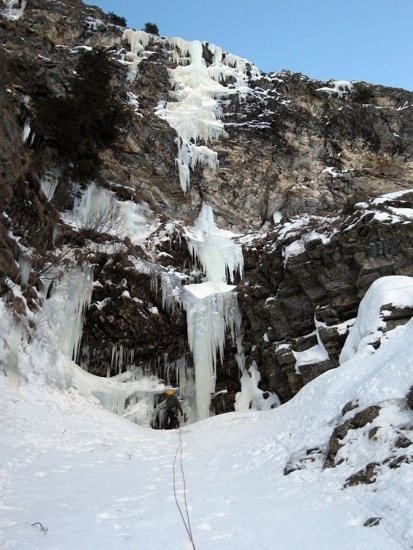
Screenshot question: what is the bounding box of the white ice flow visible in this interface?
[62,182,160,244]
[162,204,244,421]
[42,265,94,363]
[123,31,257,193]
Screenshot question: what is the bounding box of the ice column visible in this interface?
[44,265,94,362]
[181,204,244,420]
[182,290,242,420]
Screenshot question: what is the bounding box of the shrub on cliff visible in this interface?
[143,22,159,35]
[35,48,128,183]
[107,11,127,27]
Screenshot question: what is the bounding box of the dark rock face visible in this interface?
[79,255,188,377]
[406,387,413,411]
[238,195,413,402]
[1,0,413,406]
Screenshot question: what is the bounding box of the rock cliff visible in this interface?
[1,0,413,417]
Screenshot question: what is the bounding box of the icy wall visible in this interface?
[161,204,244,420]
[123,31,257,192]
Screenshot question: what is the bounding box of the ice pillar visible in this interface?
[181,204,244,420]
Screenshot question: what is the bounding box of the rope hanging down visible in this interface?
[173,426,196,550]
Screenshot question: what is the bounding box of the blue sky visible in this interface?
[92,0,413,91]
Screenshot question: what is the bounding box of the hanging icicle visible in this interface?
[160,203,244,421]
[43,265,94,363]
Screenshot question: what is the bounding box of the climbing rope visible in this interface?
[172,424,196,549]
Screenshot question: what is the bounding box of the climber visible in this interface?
[165,389,183,429]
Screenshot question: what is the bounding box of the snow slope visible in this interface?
[1,276,413,549]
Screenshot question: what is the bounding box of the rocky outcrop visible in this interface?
[238,193,413,403]
[324,405,382,468]
[206,73,413,229]
[283,394,413,489]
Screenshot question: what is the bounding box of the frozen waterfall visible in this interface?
[186,203,244,284]
[161,204,244,421]
[155,39,226,193]
[42,265,94,363]
[123,31,258,193]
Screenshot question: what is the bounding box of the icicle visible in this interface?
[159,271,184,311]
[111,345,119,374]
[159,204,245,421]
[18,255,31,287]
[110,344,138,375]
[176,159,191,193]
[22,121,31,143]
[167,37,192,59]
[122,30,152,82]
[44,265,94,362]
[66,265,94,362]
[176,354,194,398]
[181,289,242,420]
[123,29,151,55]
[118,344,124,374]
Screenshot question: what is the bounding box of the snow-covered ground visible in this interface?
[2,13,412,546]
[1,275,413,549]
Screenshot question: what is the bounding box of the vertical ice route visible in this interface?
[164,204,244,421]
[121,31,263,419]
[123,31,258,192]
[42,265,94,362]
